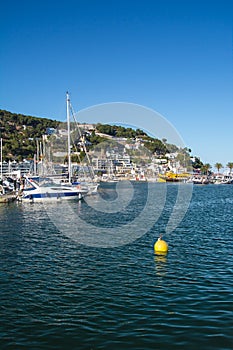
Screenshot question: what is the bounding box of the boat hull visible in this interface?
[20,192,83,203]
[19,186,86,203]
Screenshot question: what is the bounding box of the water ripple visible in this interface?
[0,185,233,349]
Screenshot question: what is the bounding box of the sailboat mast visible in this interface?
[66,92,71,183]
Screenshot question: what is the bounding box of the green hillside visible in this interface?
[0,110,59,161]
[0,110,196,168]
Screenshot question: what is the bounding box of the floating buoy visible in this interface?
[154,235,168,254]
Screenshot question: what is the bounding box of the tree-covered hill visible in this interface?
[95,123,171,155]
[0,110,59,160]
[0,110,197,168]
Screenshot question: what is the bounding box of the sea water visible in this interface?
[0,183,233,349]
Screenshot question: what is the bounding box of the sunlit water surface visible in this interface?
[0,183,233,349]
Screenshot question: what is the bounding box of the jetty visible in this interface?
[0,192,17,203]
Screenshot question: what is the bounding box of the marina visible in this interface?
[0,95,232,350]
[1,2,232,348]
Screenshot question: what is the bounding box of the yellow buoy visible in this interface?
[154,236,168,254]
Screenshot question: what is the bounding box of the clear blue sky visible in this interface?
[1,0,232,168]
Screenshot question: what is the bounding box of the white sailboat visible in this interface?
[65,93,99,194]
[0,137,2,182]
[19,92,89,202]
[0,138,17,203]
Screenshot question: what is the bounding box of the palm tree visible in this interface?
[215,163,223,174]
[201,163,211,175]
[226,162,233,174]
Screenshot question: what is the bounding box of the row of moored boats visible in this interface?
[185,174,233,185]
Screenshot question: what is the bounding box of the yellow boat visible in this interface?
[159,172,190,182]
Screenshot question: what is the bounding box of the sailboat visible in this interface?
[64,92,99,195]
[0,138,17,203]
[18,92,89,202]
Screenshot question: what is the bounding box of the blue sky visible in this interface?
[1,0,232,168]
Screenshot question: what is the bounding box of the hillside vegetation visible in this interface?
[0,110,191,165]
[0,110,59,160]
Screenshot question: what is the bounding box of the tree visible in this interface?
[215,163,223,174]
[201,163,211,175]
[192,157,203,170]
[136,128,146,137]
[0,109,59,160]
[226,162,233,174]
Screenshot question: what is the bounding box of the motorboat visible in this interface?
[18,176,88,202]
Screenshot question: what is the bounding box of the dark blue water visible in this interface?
[0,184,233,349]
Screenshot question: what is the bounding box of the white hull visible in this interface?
[18,177,87,203]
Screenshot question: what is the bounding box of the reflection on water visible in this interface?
[154,253,168,276]
[1,184,233,350]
